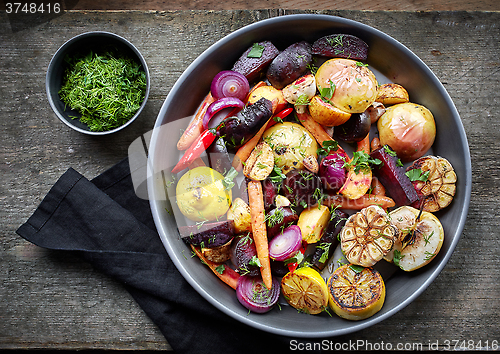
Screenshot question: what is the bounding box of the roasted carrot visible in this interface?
[247,180,272,289]
[371,176,386,196]
[177,92,215,150]
[324,193,395,210]
[191,245,240,290]
[357,134,370,154]
[370,136,381,151]
[297,111,347,156]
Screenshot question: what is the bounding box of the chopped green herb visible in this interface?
[59,50,146,132]
[393,249,404,267]
[343,151,382,174]
[247,43,265,58]
[317,140,339,156]
[215,264,225,274]
[222,167,239,190]
[406,168,430,182]
[319,80,336,102]
[349,264,365,273]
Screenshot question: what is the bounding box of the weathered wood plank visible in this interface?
[1,10,499,350]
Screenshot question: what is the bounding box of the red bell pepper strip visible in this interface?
[286,246,306,273]
[171,129,217,174]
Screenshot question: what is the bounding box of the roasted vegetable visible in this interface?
[207,136,232,175]
[377,102,436,162]
[310,208,348,271]
[315,58,378,114]
[230,234,260,277]
[281,169,323,209]
[385,206,445,271]
[282,74,316,114]
[266,206,299,240]
[232,41,280,83]
[179,220,235,248]
[370,145,420,207]
[226,197,252,234]
[243,141,274,181]
[340,205,397,267]
[406,155,457,212]
[262,122,318,174]
[376,83,409,106]
[334,111,371,143]
[308,95,351,127]
[266,41,312,90]
[297,205,331,244]
[312,33,369,61]
[218,97,273,149]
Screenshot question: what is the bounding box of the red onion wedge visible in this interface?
[211,70,250,101]
[236,275,280,313]
[202,97,244,130]
[319,152,347,193]
[268,225,302,262]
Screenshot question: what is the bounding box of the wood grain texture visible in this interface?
[72,0,500,11]
[1,9,499,351]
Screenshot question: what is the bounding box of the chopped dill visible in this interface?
[59,49,147,132]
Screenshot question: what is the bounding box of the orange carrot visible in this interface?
[371,136,381,151]
[357,134,370,154]
[371,176,386,196]
[177,92,215,150]
[297,111,347,156]
[324,193,395,210]
[232,117,274,171]
[191,245,240,290]
[247,180,272,289]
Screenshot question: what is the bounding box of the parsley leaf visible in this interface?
[343,151,382,174]
[317,140,339,156]
[405,168,430,182]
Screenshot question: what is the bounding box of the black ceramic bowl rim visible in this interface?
[148,14,472,337]
[46,31,150,135]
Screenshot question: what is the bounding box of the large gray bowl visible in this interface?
[147,14,471,337]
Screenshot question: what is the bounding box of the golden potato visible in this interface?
[175,166,231,222]
[376,83,410,105]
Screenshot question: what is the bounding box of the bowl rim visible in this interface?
[148,13,472,337]
[46,31,151,135]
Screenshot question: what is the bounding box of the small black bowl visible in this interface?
[46,31,150,135]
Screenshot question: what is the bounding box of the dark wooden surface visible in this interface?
[1,9,499,351]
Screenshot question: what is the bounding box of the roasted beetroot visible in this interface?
[266,41,312,90]
[179,220,234,248]
[232,41,280,83]
[312,34,368,61]
[281,169,323,209]
[310,208,348,271]
[262,178,279,211]
[218,97,273,149]
[370,145,420,207]
[230,234,260,277]
[266,206,299,240]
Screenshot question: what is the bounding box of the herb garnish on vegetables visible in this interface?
[59,50,146,132]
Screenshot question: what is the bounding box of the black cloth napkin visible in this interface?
[16,158,323,353]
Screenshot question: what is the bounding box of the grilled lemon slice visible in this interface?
[406,155,457,212]
[385,206,444,271]
[327,264,385,320]
[281,266,329,315]
[340,205,397,267]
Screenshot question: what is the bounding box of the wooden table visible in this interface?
[1,5,499,351]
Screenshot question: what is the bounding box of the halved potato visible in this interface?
[376,83,409,106]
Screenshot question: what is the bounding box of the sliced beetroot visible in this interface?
[230,234,260,277]
[266,206,299,240]
[266,41,312,90]
[178,220,234,248]
[262,178,279,211]
[370,145,420,207]
[312,34,368,61]
[232,41,280,83]
[310,208,348,271]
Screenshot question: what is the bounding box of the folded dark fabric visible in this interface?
[16,158,322,354]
